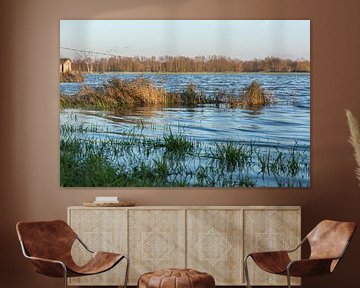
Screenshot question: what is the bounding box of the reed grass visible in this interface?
[60,71,84,83]
[61,78,167,110]
[60,77,275,110]
[235,81,275,107]
[167,84,207,106]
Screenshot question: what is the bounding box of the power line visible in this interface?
[60,47,121,58]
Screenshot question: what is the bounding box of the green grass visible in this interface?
[162,129,194,155]
[60,122,310,187]
[211,142,250,171]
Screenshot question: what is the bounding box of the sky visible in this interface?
[60,20,310,60]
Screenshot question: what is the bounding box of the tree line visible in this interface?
[71,55,310,73]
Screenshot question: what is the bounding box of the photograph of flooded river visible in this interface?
[60,20,310,187]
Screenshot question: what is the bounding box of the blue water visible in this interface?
[60,73,310,186]
[61,73,310,147]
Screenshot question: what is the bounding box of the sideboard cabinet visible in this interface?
[67,206,301,286]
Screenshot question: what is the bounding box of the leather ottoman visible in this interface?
[138,268,215,288]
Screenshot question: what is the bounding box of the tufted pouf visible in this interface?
[138,268,215,288]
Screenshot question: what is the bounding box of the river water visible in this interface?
[60,73,310,187]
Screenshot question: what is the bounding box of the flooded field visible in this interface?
[60,73,310,187]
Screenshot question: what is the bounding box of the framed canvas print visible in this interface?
[60,20,310,187]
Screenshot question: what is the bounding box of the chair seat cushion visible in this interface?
[138,268,215,288]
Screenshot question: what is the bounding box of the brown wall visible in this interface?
[1,0,360,287]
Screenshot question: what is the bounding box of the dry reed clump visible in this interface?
[235,81,275,107]
[167,84,207,106]
[103,78,167,106]
[60,77,277,111]
[61,78,167,110]
[346,109,360,186]
[60,71,84,82]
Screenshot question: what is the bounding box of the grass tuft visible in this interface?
[233,81,275,107]
[163,129,194,155]
[211,142,250,171]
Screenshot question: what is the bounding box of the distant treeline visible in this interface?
[71,56,310,73]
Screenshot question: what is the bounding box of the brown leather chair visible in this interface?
[244,220,356,288]
[16,220,129,288]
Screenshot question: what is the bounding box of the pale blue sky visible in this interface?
[60,20,310,60]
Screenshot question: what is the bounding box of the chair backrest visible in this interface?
[307,220,356,261]
[16,220,77,261]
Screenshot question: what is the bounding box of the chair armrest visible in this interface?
[285,237,307,253]
[25,255,67,278]
[287,258,336,277]
[245,237,306,259]
[26,255,65,266]
[247,250,290,259]
[19,240,67,277]
[76,236,94,253]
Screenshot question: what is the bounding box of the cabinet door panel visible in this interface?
[68,209,127,286]
[128,209,186,284]
[67,206,300,286]
[187,209,243,285]
[244,209,301,286]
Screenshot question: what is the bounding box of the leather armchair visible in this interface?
[244,220,356,288]
[16,220,129,288]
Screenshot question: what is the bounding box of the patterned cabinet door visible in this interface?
[68,208,128,286]
[187,209,243,285]
[128,209,186,284]
[243,209,301,286]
